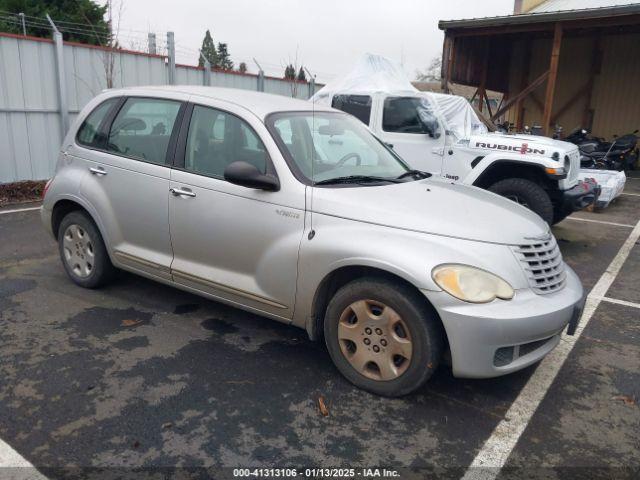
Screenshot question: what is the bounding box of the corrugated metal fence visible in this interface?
[0,32,318,183]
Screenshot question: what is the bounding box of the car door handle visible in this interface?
[89,167,107,176]
[169,187,196,198]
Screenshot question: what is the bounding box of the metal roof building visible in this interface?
[438,0,640,138]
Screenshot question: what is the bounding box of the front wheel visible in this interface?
[488,178,554,225]
[324,278,444,397]
[58,211,116,288]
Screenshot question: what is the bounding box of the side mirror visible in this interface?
[224,161,279,191]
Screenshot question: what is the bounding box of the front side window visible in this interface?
[331,95,372,126]
[107,97,181,165]
[383,96,440,137]
[76,98,120,147]
[270,112,411,184]
[184,105,268,178]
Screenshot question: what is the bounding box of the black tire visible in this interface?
[324,278,444,397]
[57,211,116,288]
[552,206,571,225]
[488,178,554,225]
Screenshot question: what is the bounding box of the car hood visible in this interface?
[469,132,577,157]
[311,178,549,245]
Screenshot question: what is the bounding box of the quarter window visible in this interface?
[76,98,119,147]
[184,105,268,178]
[331,95,372,126]
[107,97,181,165]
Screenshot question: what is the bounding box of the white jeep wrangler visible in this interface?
[313,90,598,225]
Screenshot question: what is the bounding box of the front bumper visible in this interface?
[425,265,584,378]
[562,179,600,212]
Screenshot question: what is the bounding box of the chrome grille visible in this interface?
[567,148,580,184]
[513,234,566,294]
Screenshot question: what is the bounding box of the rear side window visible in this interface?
[184,105,268,178]
[331,95,372,126]
[107,97,182,165]
[76,98,119,147]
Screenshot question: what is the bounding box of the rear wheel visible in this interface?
[58,211,115,288]
[488,178,554,225]
[324,278,444,397]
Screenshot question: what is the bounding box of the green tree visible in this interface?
[198,30,217,68]
[284,64,296,80]
[297,66,307,82]
[0,0,109,45]
[217,42,233,70]
[238,62,247,74]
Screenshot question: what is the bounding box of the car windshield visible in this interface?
[269,112,418,185]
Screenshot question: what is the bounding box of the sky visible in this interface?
[115,0,513,84]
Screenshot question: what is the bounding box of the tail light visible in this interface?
[42,179,53,199]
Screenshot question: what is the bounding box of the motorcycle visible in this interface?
[564,127,638,171]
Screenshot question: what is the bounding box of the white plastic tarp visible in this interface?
[311,53,487,140]
[426,92,488,140]
[578,169,626,208]
[310,54,417,104]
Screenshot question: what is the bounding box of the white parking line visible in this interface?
[462,218,640,480]
[600,296,640,310]
[565,216,634,228]
[0,437,47,479]
[620,192,640,197]
[0,206,41,215]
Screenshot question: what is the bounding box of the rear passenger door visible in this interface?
[168,102,304,319]
[78,95,186,280]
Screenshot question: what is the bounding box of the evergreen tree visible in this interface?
[284,64,296,80]
[0,0,109,45]
[198,30,217,68]
[238,62,247,74]
[297,66,307,82]
[217,42,233,70]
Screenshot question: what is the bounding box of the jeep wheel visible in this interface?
[552,206,571,225]
[489,178,554,225]
[58,211,116,288]
[324,278,444,397]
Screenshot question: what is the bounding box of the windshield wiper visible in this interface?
[314,175,401,186]
[396,169,431,180]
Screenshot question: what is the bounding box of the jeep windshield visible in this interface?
[268,112,427,185]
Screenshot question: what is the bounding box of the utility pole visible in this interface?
[46,14,69,137]
[254,58,265,92]
[304,66,316,99]
[167,31,176,84]
[200,50,212,86]
[18,12,26,36]
[148,33,156,55]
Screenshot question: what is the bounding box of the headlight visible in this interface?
[432,264,514,303]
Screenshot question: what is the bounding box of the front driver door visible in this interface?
[168,102,305,319]
[377,96,445,174]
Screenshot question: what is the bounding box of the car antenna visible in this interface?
[308,68,317,241]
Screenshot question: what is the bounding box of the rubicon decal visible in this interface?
[475,142,546,155]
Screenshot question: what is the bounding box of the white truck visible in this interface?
[311,56,598,225]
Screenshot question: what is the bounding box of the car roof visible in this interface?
[108,85,336,120]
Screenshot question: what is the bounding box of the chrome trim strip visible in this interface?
[171,269,288,310]
[113,251,170,273]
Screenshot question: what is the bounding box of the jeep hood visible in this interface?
[469,132,578,157]
[311,179,548,245]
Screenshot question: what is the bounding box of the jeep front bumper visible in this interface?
[562,179,600,212]
[424,264,584,378]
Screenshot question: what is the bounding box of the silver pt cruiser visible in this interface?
[42,86,585,397]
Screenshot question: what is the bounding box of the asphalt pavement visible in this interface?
[0,175,639,479]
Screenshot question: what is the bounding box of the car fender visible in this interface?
[291,214,529,334]
[462,152,564,186]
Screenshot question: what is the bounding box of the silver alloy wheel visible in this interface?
[62,224,95,278]
[337,299,413,381]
